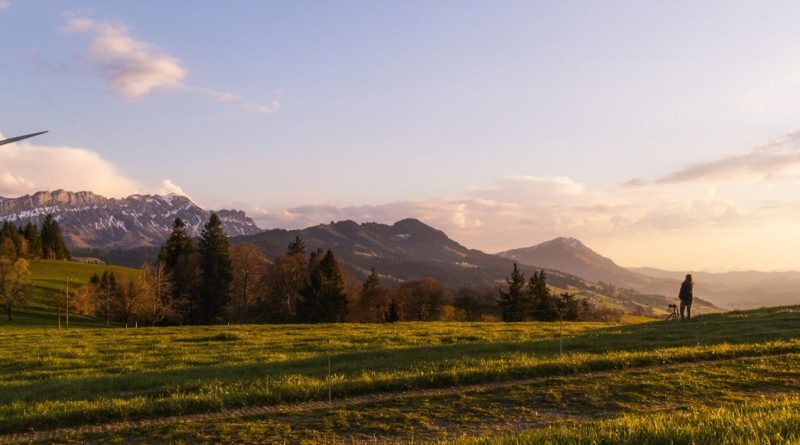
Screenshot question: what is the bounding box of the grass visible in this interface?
[0,260,139,327]
[1,306,800,437]
[42,349,800,443]
[467,396,800,445]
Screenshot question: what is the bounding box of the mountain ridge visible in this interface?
[233,219,717,315]
[0,190,262,249]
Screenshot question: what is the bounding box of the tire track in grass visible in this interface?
[0,352,791,444]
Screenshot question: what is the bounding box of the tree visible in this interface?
[228,243,269,322]
[530,270,558,321]
[498,263,528,322]
[287,235,306,257]
[0,244,31,321]
[300,249,348,323]
[94,271,117,325]
[260,253,306,322]
[384,298,401,322]
[114,278,143,325]
[560,292,581,321]
[197,213,233,324]
[0,222,24,258]
[358,268,392,322]
[22,222,42,259]
[454,287,491,321]
[40,214,70,260]
[71,283,97,316]
[140,263,174,325]
[399,278,445,321]
[159,218,200,324]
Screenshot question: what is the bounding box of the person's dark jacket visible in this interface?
[678,281,693,302]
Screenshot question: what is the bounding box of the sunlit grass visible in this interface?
[468,396,800,445]
[1,306,800,433]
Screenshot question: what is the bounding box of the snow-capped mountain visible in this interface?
[0,190,261,249]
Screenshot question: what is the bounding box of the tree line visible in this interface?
[0,215,71,320]
[70,214,620,325]
[498,263,620,322]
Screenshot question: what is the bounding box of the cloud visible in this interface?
[248,133,800,268]
[61,14,279,113]
[0,133,186,198]
[625,132,800,186]
[154,179,188,197]
[0,0,10,11]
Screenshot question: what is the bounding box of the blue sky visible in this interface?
[2,1,800,270]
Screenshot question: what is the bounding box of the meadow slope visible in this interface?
[0,306,799,443]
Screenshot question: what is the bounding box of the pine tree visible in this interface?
[159,218,200,324]
[197,213,233,324]
[287,235,306,256]
[498,263,526,322]
[0,222,23,257]
[40,214,70,260]
[23,222,42,259]
[530,270,557,321]
[363,268,380,294]
[300,249,348,322]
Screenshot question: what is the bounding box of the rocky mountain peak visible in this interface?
[0,190,262,249]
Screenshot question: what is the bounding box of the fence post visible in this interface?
[559,308,564,356]
[327,338,332,410]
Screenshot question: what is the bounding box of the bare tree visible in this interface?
[228,243,269,322]
[141,263,174,326]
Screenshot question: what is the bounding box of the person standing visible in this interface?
[678,274,694,321]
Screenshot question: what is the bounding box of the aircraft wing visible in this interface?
[0,131,48,147]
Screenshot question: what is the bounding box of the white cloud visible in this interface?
[0,173,35,195]
[627,132,800,185]
[0,138,138,198]
[0,134,187,199]
[154,179,188,197]
[0,0,10,11]
[61,14,279,113]
[248,134,800,270]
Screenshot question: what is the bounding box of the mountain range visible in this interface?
[232,219,716,315]
[0,190,261,249]
[3,189,791,311]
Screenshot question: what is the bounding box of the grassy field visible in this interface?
[3,262,800,443]
[1,305,800,443]
[1,260,138,327]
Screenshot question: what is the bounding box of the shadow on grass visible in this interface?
[4,306,800,405]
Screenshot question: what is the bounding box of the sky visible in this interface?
[2,1,800,271]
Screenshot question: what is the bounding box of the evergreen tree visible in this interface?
[286,235,306,256]
[159,218,200,324]
[362,268,380,294]
[300,249,348,322]
[529,270,558,321]
[0,222,23,257]
[197,213,233,324]
[40,214,70,260]
[23,222,42,259]
[360,267,388,322]
[498,263,527,322]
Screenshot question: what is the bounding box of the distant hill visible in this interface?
[497,237,799,310]
[498,237,658,289]
[0,190,261,250]
[233,219,717,315]
[632,267,800,310]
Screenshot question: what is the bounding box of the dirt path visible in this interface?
[0,354,782,444]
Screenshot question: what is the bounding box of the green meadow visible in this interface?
[2,261,800,443]
[2,260,138,327]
